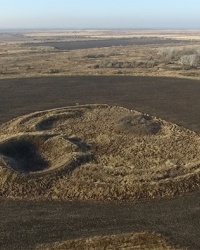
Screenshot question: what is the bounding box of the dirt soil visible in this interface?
[1,76,200,133]
[1,192,200,250]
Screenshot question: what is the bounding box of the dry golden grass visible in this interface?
[1,104,200,201]
[36,231,185,250]
[1,30,200,80]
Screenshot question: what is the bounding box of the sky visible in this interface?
[0,0,200,29]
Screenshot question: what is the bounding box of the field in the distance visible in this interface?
[1,29,200,80]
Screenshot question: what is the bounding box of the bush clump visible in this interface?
[98,59,157,69]
[84,53,105,58]
[158,46,200,69]
[48,69,60,74]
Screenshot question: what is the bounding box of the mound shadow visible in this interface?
[0,134,94,175]
[35,110,83,131]
[0,137,48,173]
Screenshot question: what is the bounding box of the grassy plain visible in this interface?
[1,29,200,80]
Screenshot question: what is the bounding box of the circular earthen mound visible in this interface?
[1,104,200,201]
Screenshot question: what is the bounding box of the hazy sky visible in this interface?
[0,0,200,29]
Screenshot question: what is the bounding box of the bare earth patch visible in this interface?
[36,231,185,250]
[1,104,200,201]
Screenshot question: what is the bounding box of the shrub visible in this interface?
[180,54,200,69]
[48,69,60,74]
[158,46,200,65]
[84,53,105,58]
[98,59,156,69]
[99,60,135,69]
[159,47,181,62]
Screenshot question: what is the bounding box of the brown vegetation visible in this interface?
[37,232,185,250]
[1,104,200,201]
[1,30,200,80]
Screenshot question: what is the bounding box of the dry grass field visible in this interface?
[1,29,200,80]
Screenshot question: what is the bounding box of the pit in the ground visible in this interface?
[0,136,49,173]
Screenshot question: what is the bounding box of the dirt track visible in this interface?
[1,76,200,250]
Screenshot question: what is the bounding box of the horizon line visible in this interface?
[1,27,200,31]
